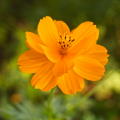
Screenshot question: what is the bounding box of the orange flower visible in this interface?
[18,16,109,95]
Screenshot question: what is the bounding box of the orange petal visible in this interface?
[69,25,99,57]
[73,56,105,81]
[54,20,70,35]
[83,28,99,53]
[26,32,44,53]
[41,77,59,91]
[31,62,59,91]
[58,69,85,95]
[37,16,60,50]
[40,44,62,63]
[53,57,74,77]
[26,41,32,50]
[85,44,109,65]
[72,21,96,44]
[71,28,76,34]
[18,50,49,73]
[66,49,85,60]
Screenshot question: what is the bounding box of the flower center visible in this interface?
[58,33,75,55]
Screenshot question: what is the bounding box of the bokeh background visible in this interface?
[0,0,120,120]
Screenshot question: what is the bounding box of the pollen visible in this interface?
[58,33,75,54]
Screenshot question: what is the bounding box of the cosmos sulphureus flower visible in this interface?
[18,16,109,95]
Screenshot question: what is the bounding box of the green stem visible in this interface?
[47,88,55,109]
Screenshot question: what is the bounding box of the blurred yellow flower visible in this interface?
[18,16,109,95]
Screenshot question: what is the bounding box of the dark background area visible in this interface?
[0,0,120,120]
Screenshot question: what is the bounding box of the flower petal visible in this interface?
[26,41,33,50]
[31,62,59,91]
[66,49,85,60]
[26,32,44,53]
[54,20,70,35]
[58,69,85,95]
[69,25,99,57]
[18,50,49,73]
[53,57,74,77]
[85,44,109,65]
[73,56,105,81]
[41,77,59,91]
[38,16,60,50]
[40,45,62,63]
[72,21,96,44]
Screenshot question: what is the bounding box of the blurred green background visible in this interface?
[0,0,120,120]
